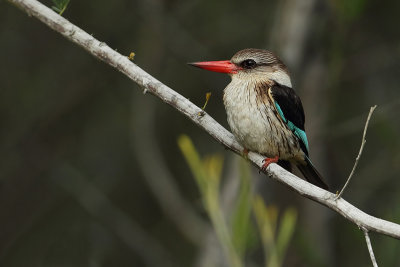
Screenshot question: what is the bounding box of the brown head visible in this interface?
[189,48,292,87]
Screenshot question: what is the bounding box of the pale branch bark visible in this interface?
[336,105,377,199]
[7,0,400,240]
[362,227,379,267]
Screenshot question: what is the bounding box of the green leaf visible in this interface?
[276,208,297,266]
[231,159,254,256]
[177,135,242,267]
[177,134,208,193]
[51,0,70,16]
[253,197,297,267]
[253,197,278,267]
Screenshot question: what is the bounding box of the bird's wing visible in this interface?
[269,84,329,190]
[269,84,309,155]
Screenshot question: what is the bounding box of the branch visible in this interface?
[336,105,377,199]
[362,227,379,267]
[8,0,400,240]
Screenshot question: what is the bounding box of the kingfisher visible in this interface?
[189,48,329,190]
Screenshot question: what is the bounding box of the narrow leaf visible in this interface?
[276,208,297,266]
[177,134,207,192]
[231,159,253,256]
[51,0,70,15]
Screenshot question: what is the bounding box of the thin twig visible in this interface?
[336,105,377,199]
[7,0,400,240]
[362,227,379,267]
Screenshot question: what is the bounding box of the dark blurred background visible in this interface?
[1,0,400,266]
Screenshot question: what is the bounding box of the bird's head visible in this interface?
[189,48,292,87]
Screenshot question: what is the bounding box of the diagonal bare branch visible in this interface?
[7,0,400,240]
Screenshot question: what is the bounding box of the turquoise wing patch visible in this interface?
[274,101,309,152]
[274,101,286,122]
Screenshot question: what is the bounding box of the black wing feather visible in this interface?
[271,84,329,190]
[270,83,308,155]
[270,83,305,131]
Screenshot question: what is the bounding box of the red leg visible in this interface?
[261,155,279,171]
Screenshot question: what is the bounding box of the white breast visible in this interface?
[223,76,303,161]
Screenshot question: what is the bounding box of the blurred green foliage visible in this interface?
[179,134,242,267]
[231,158,254,258]
[335,0,368,21]
[253,197,297,267]
[179,135,297,267]
[51,0,70,15]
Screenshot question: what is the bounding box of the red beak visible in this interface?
[188,60,238,74]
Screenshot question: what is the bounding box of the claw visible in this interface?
[260,155,279,172]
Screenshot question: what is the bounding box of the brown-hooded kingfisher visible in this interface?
[189,48,329,190]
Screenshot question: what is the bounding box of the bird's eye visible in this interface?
[240,59,257,69]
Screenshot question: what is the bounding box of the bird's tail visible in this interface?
[297,157,329,190]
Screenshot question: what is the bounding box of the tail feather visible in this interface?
[278,159,292,172]
[297,157,329,190]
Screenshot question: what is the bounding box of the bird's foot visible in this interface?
[260,156,279,172]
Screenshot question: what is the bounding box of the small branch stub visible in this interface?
[198,92,211,116]
[128,52,135,61]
